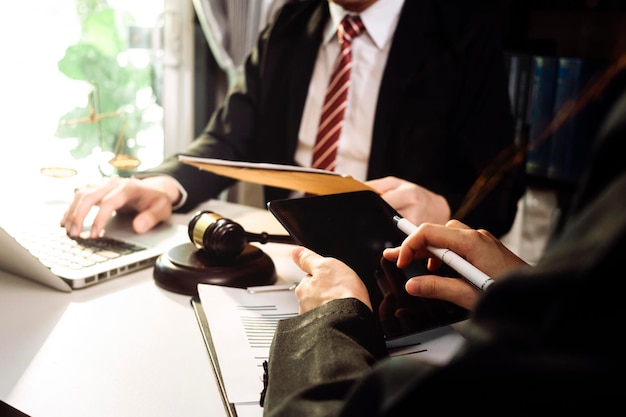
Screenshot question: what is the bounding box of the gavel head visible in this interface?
[187,210,247,259]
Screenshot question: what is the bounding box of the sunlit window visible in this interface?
[0,1,166,200]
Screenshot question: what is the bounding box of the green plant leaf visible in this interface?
[55,5,157,162]
[82,9,134,58]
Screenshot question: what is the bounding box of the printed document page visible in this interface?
[197,283,465,417]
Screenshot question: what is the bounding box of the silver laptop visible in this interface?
[0,207,188,291]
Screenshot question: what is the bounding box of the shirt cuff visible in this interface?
[132,173,188,211]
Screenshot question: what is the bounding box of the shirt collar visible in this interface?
[324,0,405,49]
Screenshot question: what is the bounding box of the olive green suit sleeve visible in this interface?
[263,298,389,416]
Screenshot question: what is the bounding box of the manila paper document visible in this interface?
[178,156,376,196]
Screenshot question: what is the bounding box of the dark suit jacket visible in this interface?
[263,74,626,414]
[152,0,524,237]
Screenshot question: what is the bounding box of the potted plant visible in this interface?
[54,3,159,176]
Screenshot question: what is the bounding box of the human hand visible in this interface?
[61,176,181,238]
[383,220,527,310]
[291,246,371,314]
[366,176,451,226]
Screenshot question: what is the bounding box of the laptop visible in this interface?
[0,204,189,291]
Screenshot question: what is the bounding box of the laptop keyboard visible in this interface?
[13,225,146,271]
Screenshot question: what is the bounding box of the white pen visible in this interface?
[392,215,494,291]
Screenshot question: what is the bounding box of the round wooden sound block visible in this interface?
[153,242,277,296]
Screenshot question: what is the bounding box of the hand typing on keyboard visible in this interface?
[15,225,145,271]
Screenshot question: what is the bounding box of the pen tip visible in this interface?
[392,215,401,223]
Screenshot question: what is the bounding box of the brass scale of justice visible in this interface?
[41,84,140,178]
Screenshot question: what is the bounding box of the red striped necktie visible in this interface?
[311,15,366,171]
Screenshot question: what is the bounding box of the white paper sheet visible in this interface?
[198,283,298,404]
[197,283,465,417]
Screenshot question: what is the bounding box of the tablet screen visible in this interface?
[267,190,468,341]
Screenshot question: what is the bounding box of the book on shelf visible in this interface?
[547,57,606,184]
[506,51,611,186]
[524,55,558,178]
[504,51,532,148]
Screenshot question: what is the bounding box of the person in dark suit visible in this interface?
[262,65,626,413]
[62,0,523,241]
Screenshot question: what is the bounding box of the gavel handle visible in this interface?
[245,231,296,245]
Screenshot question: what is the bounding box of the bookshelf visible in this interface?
[501,1,624,185]
[490,0,626,262]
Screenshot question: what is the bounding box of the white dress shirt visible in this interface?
[294,0,404,181]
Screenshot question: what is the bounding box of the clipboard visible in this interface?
[190,284,299,417]
[190,296,238,417]
[190,269,466,417]
[178,155,376,195]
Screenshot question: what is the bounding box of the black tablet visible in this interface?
[267,190,468,342]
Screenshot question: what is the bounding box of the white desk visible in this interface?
[0,198,301,417]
